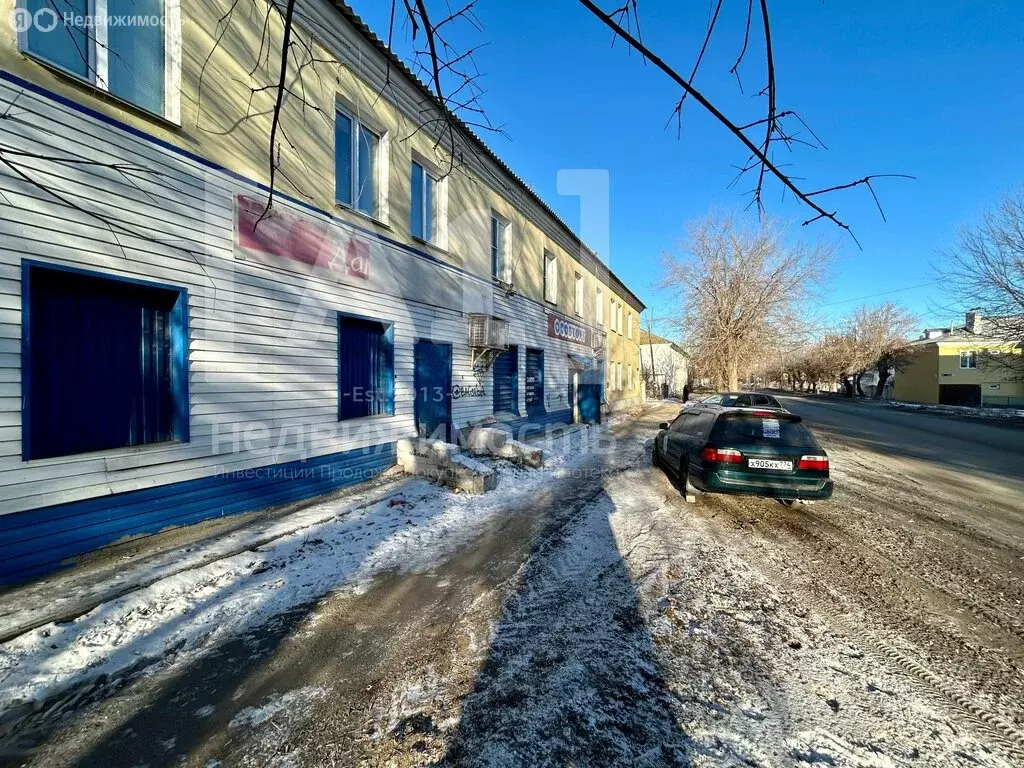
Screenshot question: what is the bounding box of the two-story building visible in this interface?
[895,311,1024,407]
[0,0,645,582]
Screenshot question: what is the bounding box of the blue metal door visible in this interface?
[492,345,518,415]
[579,364,603,425]
[525,348,544,414]
[414,340,452,439]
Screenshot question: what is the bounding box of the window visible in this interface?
[711,414,819,448]
[617,304,624,335]
[410,161,435,242]
[617,362,623,390]
[338,315,394,419]
[610,298,617,332]
[544,251,558,303]
[22,0,171,118]
[596,287,604,325]
[959,350,978,369]
[627,313,633,339]
[23,262,189,460]
[628,364,633,389]
[491,214,509,281]
[336,108,379,216]
[574,273,584,316]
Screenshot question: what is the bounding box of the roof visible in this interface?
[331,2,646,312]
[638,329,688,355]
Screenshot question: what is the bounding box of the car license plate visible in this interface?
[747,458,792,470]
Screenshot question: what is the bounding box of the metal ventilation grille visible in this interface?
[468,314,510,350]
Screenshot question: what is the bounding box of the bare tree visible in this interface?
[776,302,916,396]
[662,213,833,391]
[938,186,1024,378]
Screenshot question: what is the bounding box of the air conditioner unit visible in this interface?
[468,314,509,351]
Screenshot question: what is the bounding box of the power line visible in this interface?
[821,279,941,307]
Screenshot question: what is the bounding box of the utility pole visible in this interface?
[647,311,658,396]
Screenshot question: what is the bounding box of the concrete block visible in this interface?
[496,439,544,468]
[465,427,507,455]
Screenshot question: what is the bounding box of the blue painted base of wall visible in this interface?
[0,444,397,586]
[498,408,574,439]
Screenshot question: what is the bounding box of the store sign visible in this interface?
[548,313,591,346]
[235,195,369,280]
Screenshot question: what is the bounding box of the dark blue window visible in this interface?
[24,0,90,78]
[339,315,394,420]
[22,262,189,461]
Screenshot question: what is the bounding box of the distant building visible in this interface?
[894,310,1024,407]
[638,330,689,398]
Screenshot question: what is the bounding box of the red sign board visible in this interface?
[548,313,591,347]
[235,195,369,280]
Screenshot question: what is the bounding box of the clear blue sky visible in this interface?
[348,0,1023,336]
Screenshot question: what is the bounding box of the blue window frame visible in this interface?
[335,108,379,216]
[411,161,435,242]
[338,314,394,420]
[21,0,166,117]
[21,261,189,461]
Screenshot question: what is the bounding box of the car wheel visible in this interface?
[653,440,662,469]
[681,459,699,504]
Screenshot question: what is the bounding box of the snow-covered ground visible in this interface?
[882,399,1024,420]
[0,422,605,722]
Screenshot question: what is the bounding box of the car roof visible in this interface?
[687,403,800,421]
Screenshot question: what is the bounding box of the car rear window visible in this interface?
[711,414,818,448]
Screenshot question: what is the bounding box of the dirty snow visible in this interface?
[0,423,598,717]
[883,399,1024,420]
[228,686,327,729]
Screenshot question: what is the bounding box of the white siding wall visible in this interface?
[0,79,601,517]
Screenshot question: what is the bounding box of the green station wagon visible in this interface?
[654,405,834,502]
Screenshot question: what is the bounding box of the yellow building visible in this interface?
[895,312,1024,407]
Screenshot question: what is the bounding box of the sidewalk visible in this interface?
[0,417,625,726]
[0,420,603,643]
[0,467,410,643]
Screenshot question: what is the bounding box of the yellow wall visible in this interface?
[896,341,1024,405]
[0,0,643,366]
[937,342,1024,405]
[894,345,939,404]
